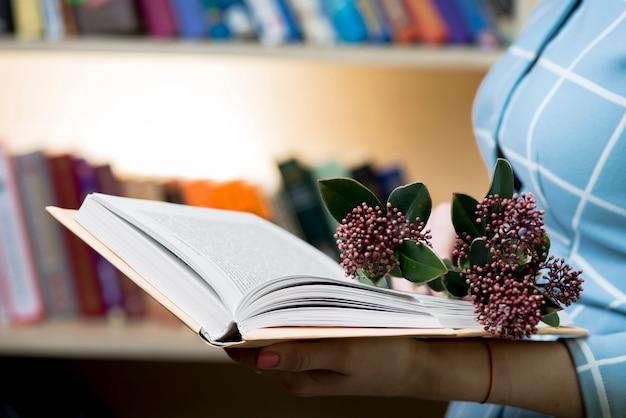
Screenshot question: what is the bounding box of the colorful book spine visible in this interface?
[356,0,392,43]
[13,152,77,317]
[287,0,335,45]
[278,158,337,258]
[72,0,140,35]
[94,164,146,317]
[403,0,448,44]
[0,147,43,323]
[274,0,302,41]
[379,0,418,43]
[200,0,231,39]
[170,0,206,38]
[59,0,77,35]
[246,0,288,45]
[452,0,498,47]
[219,0,255,39]
[48,155,105,317]
[321,0,368,43]
[73,158,125,314]
[137,0,178,37]
[432,0,470,44]
[40,0,64,40]
[11,0,43,39]
[0,0,13,34]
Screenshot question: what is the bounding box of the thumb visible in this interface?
[256,341,345,372]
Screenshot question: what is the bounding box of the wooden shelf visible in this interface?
[0,38,502,69]
[0,320,228,361]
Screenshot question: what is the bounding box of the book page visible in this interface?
[91,194,345,308]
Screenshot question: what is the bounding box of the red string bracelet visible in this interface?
[480,340,494,404]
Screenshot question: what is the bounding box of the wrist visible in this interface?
[406,339,491,402]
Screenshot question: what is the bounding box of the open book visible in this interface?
[47,194,586,347]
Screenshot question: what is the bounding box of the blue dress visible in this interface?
[447,1,626,417]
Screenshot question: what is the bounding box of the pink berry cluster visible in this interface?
[335,202,431,280]
[467,262,544,339]
[457,193,583,339]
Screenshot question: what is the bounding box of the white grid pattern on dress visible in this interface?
[472,10,626,417]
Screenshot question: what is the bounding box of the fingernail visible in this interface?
[256,351,280,369]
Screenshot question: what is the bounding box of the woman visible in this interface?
[228,1,626,416]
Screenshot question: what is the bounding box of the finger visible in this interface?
[225,348,260,368]
[255,340,350,373]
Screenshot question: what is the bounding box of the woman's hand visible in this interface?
[227,338,584,418]
[227,337,490,400]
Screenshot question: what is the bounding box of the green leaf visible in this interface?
[388,182,432,224]
[469,238,491,267]
[399,240,448,284]
[539,292,561,315]
[389,264,403,277]
[428,277,445,292]
[318,178,384,223]
[451,193,483,239]
[442,270,470,298]
[357,268,386,288]
[541,312,560,327]
[487,158,515,199]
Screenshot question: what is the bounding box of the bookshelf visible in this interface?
[0,320,227,361]
[0,39,502,69]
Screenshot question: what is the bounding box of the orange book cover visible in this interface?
[403,0,449,44]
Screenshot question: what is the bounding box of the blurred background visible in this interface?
[0,0,537,417]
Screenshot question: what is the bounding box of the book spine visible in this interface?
[321,0,368,43]
[246,0,288,45]
[11,0,43,39]
[286,0,335,45]
[73,158,125,314]
[137,0,178,37]
[403,0,448,44]
[48,155,105,316]
[274,0,302,41]
[200,0,231,40]
[378,0,418,43]
[432,0,470,44]
[0,148,44,323]
[59,0,77,35]
[278,158,337,258]
[13,152,77,317]
[73,0,140,35]
[170,0,207,38]
[356,0,391,43]
[452,0,498,46]
[220,0,256,40]
[40,0,64,40]
[0,0,14,33]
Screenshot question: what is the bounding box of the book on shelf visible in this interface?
[11,0,43,40]
[137,0,178,38]
[13,151,76,317]
[403,0,448,45]
[287,0,335,45]
[170,0,207,39]
[0,0,12,34]
[48,193,586,347]
[378,0,418,43]
[356,0,392,43]
[0,147,43,324]
[72,0,140,35]
[48,154,106,316]
[40,0,65,40]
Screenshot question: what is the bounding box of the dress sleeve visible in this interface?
[566,332,626,418]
